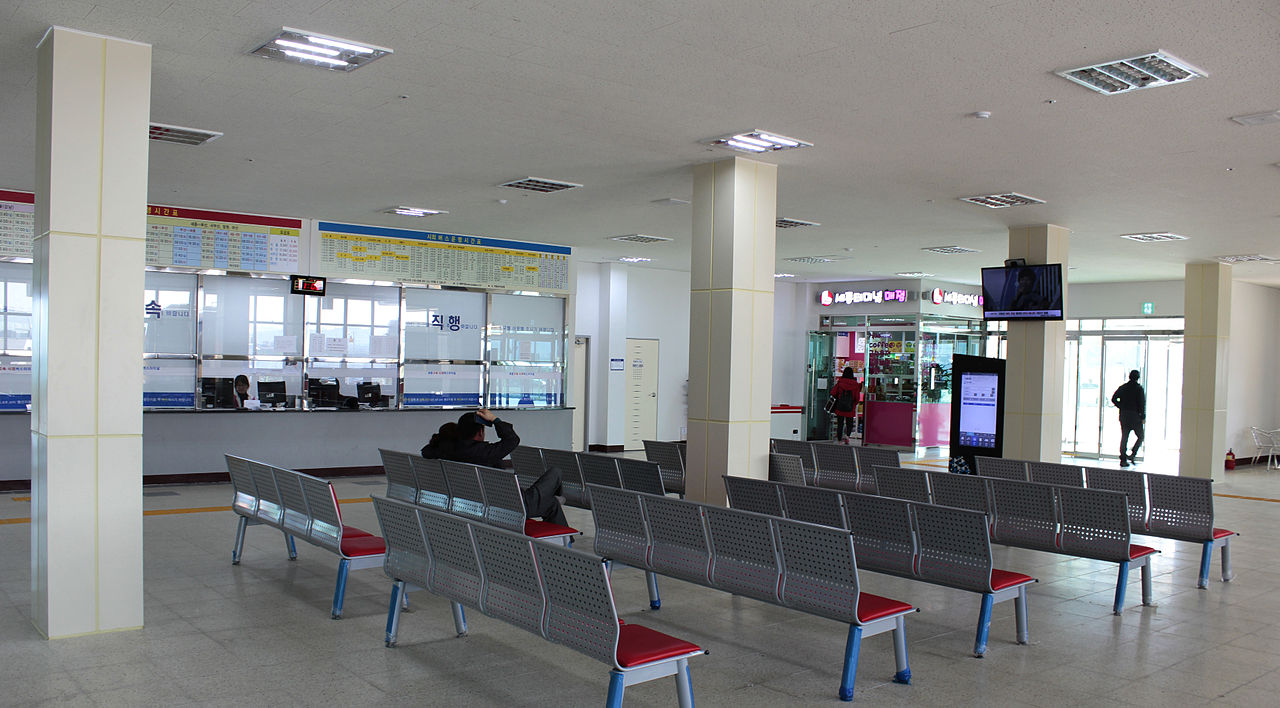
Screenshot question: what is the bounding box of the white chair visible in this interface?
[1250,428,1279,469]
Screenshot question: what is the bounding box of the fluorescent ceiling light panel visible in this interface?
[960,192,1045,208]
[387,206,447,217]
[1056,50,1205,95]
[783,255,848,264]
[250,27,392,72]
[1230,110,1280,127]
[1214,254,1278,263]
[618,257,651,263]
[1120,232,1188,243]
[922,246,981,254]
[896,272,934,278]
[500,177,582,193]
[774,273,796,278]
[609,234,672,244]
[705,129,813,154]
[148,122,222,146]
[776,217,821,229]
[651,197,690,206]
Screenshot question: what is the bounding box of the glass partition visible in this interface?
[404,288,485,361]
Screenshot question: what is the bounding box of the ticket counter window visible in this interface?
[487,293,564,408]
[142,271,198,408]
[0,263,32,409]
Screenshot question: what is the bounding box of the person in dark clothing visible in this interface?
[422,409,567,526]
[828,367,863,443]
[1111,370,1146,467]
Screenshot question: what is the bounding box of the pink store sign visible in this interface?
[819,288,908,306]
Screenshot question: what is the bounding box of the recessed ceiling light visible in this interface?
[783,255,848,264]
[774,273,796,278]
[705,130,812,154]
[1120,232,1188,243]
[610,234,672,244]
[776,217,821,229]
[618,257,651,263]
[651,198,690,206]
[1230,110,1280,127]
[896,272,934,278]
[149,122,222,146]
[250,28,392,72]
[500,177,582,193]
[1214,254,1279,264]
[387,206,447,217]
[922,246,981,255]
[1056,50,1205,95]
[960,193,1045,208]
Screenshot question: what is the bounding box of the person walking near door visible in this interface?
[1111,369,1146,467]
[829,367,863,444]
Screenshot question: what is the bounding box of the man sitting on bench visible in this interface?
[423,409,568,526]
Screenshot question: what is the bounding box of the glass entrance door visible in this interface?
[1099,337,1148,461]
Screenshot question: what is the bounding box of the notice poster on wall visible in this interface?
[146,205,302,273]
[314,221,571,293]
[0,190,35,259]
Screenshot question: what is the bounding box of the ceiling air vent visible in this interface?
[1230,110,1280,127]
[500,177,582,193]
[149,123,222,146]
[1120,232,1188,243]
[922,246,981,255]
[1057,50,1206,95]
[610,234,672,244]
[960,193,1045,208]
[783,255,848,264]
[776,218,821,229]
[1215,254,1279,264]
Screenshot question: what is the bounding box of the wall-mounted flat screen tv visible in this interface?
[980,263,1064,320]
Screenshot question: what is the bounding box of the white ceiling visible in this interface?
[2,0,1278,287]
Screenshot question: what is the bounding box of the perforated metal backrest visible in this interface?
[472,524,545,637]
[419,507,482,607]
[476,466,527,533]
[773,517,860,624]
[723,475,785,518]
[853,445,900,474]
[676,441,687,465]
[441,461,486,520]
[926,471,991,513]
[617,458,666,496]
[1083,467,1147,533]
[1057,486,1131,561]
[586,485,651,568]
[248,461,284,525]
[771,439,816,472]
[510,446,547,489]
[380,448,418,503]
[989,479,1059,551]
[642,440,685,473]
[1028,461,1085,488]
[274,467,313,537]
[1147,474,1214,541]
[542,448,586,504]
[641,495,711,584]
[913,504,994,593]
[840,493,916,577]
[780,484,847,529]
[577,453,622,488]
[225,455,259,517]
[705,506,782,604]
[532,541,621,666]
[870,465,931,503]
[975,456,1028,481]
[298,474,343,553]
[811,442,858,491]
[409,456,451,510]
[768,453,807,486]
[372,496,431,589]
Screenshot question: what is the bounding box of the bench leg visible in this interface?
[285,533,297,561]
[232,516,248,565]
[838,625,862,702]
[646,571,662,610]
[1113,561,1129,615]
[974,593,994,657]
[892,615,911,685]
[674,658,694,708]
[1221,537,1234,582]
[1198,541,1213,589]
[1015,586,1030,645]
[451,600,468,637]
[1140,560,1155,607]
[606,670,625,708]
[385,581,404,647]
[331,558,349,619]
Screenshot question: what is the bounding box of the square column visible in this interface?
[687,157,775,504]
[32,27,151,638]
[1004,225,1069,462]
[1179,263,1231,480]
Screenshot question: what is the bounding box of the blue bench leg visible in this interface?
[675,658,694,708]
[606,670,625,708]
[646,571,662,610]
[402,590,410,611]
[451,601,468,637]
[974,593,994,657]
[331,558,349,619]
[232,516,248,565]
[1221,538,1234,582]
[892,615,911,685]
[839,625,862,701]
[285,533,298,561]
[1113,560,1130,615]
[1015,587,1030,645]
[1198,542,1213,589]
[385,580,404,647]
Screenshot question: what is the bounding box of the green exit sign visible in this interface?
[1142,302,1154,315]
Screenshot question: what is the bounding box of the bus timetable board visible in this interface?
[146,205,302,274]
[315,221,571,294]
[0,190,35,259]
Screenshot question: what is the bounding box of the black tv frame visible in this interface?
[980,263,1064,321]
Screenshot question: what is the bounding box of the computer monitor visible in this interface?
[356,381,382,406]
[307,377,341,407]
[257,380,286,406]
[201,377,238,409]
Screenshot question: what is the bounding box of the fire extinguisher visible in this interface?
[1225,449,1236,470]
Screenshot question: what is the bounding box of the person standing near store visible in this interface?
[1111,369,1145,467]
[829,367,863,444]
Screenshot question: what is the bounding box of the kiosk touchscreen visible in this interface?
[948,354,1006,472]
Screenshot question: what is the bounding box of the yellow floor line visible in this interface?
[0,497,374,525]
[11,496,30,502]
[1214,493,1280,503]
[0,517,30,525]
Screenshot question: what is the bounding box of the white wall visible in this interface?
[625,267,691,442]
[1226,281,1280,458]
[1067,280,1184,318]
[772,280,808,405]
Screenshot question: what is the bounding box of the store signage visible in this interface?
[928,288,982,308]
[818,288,908,306]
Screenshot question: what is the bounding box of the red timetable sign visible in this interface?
[0,189,35,259]
[145,204,302,273]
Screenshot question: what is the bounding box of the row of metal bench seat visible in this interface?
[972,455,1237,588]
[722,474,1037,657]
[510,445,673,507]
[586,483,916,702]
[372,495,704,707]
[768,439,901,491]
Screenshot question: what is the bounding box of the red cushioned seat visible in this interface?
[1128,544,1157,560]
[615,623,702,668]
[990,568,1035,591]
[343,526,374,539]
[340,534,386,557]
[524,519,579,539]
[1212,528,1235,539]
[856,592,913,623]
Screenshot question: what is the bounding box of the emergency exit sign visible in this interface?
[1142,302,1154,315]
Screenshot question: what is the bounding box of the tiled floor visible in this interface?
[3,460,1280,706]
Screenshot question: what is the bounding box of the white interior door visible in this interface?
[571,336,588,451]
[625,338,658,450]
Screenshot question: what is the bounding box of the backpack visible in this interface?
[835,387,855,413]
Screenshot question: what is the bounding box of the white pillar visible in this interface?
[687,157,776,504]
[32,27,150,638]
[1003,225,1069,462]
[1179,262,1231,480]
[592,263,628,450]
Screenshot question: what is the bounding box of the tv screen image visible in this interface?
[981,264,1064,320]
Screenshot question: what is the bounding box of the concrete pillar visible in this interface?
[1003,225,1069,462]
[590,263,628,450]
[1179,263,1230,480]
[686,157,775,504]
[32,27,150,638]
